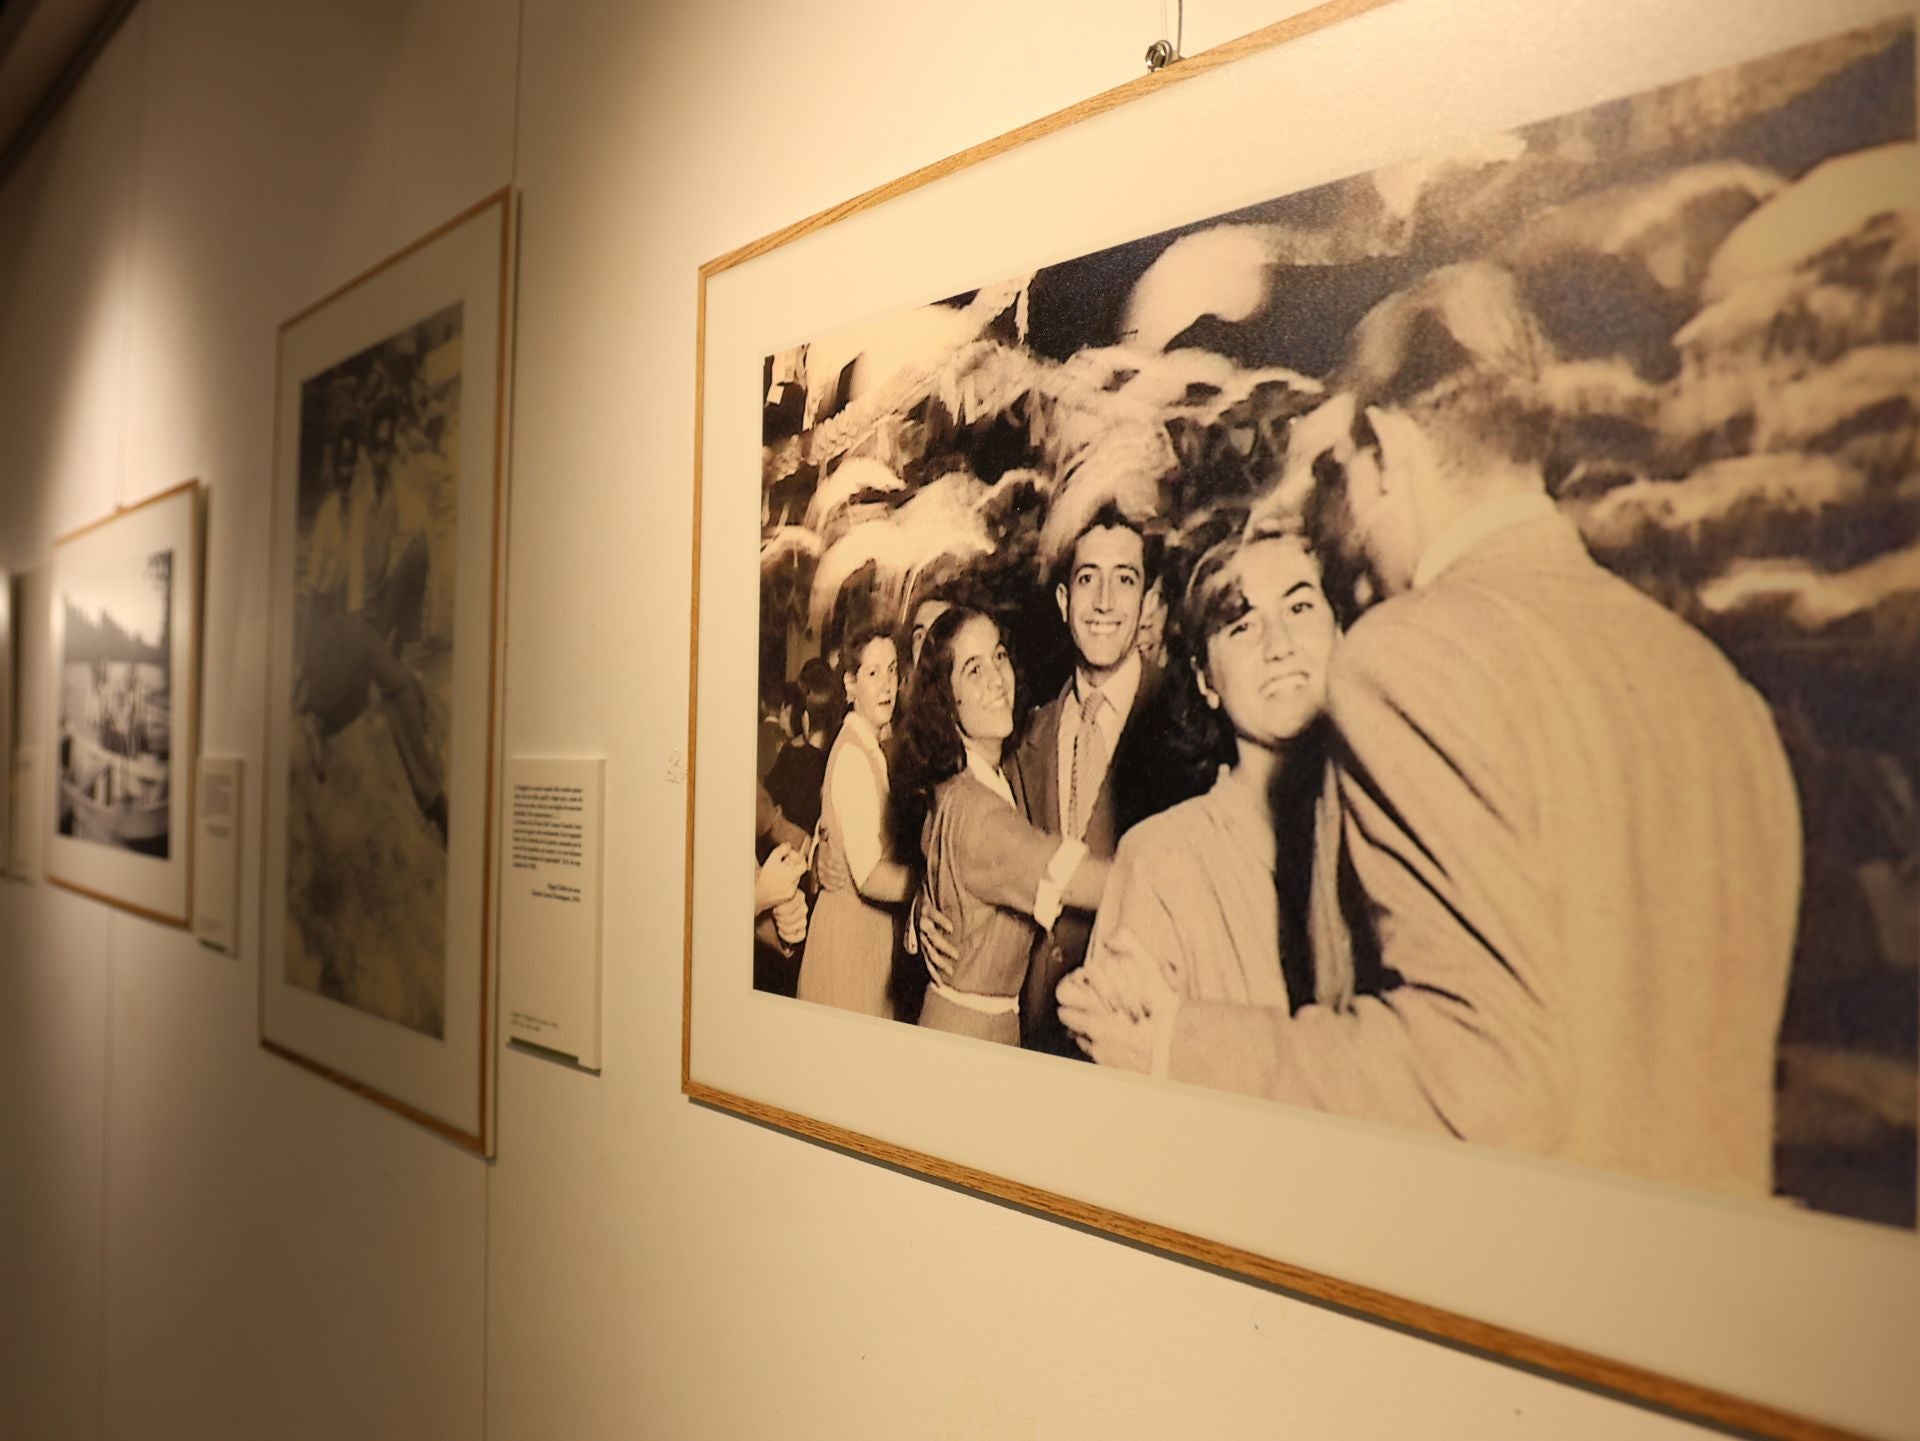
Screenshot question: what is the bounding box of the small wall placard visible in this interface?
[7,745,36,881]
[192,757,243,952]
[501,757,605,1069]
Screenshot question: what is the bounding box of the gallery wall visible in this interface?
[0,1,1747,1437]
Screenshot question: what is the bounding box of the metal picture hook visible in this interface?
[1146,0,1184,72]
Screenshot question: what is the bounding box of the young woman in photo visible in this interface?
[1059,528,1352,1073]
[895,607,1109,1045]
[796,626,911,1017]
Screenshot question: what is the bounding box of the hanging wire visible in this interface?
[1146,0,1184,72]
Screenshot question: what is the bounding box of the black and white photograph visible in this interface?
[262,189,509,1152]
[746,17,1918,1231]
[44,480,200,923]
[56,546,175,858]
[285,302,462,1039]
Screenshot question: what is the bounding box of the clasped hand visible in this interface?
[1056,927,1176,1074]
[754,844,810,946]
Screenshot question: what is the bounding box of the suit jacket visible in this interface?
[1008,662,1161,1054]
[1168,512,1800,1195]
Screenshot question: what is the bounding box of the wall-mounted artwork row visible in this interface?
[45,481,202,923]
[261,190,513,1155]
[685,1,1919,1437]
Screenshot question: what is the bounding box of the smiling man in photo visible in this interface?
[1006,502,1163,1056]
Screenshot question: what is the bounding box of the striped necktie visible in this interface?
[1068,687,1108,840]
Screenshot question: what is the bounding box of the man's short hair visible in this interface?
[1050,499,1162,593]
[795,658,836,733]
[1337,262,1555,469]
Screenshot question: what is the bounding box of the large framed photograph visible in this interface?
[261,191,512,1154]
[684,1,1919,1436]
[45,482,202,922]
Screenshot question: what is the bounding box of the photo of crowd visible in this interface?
[748,18,1917,1228]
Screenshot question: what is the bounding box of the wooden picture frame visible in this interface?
[682,1,1919,1437]
[45,480,202,923]
[0,565,12,875]
[259,190,513,1155]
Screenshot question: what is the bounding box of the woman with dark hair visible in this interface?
[796,625,911,1018]
[1058,528,1352,1072]
[896,607,1110,1045]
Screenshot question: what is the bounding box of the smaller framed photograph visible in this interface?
[260,190,513,1152]
[45,481,202,923]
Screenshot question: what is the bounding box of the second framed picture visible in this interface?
[260,190,513,1153]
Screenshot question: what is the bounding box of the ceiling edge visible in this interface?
[0,0,142,189]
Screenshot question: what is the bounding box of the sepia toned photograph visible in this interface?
[56,547,175,858]
[745,17,1918,1232]
[285,301,463,1038]
[44,480,201,923]
[262,189,509,1152]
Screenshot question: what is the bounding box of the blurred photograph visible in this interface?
[56,549,174,857]
[750,18,1919,1228]
[286,302,463,1038]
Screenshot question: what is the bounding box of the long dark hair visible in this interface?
[889,605,999,855]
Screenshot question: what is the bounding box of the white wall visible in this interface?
[0,3,1724,1437]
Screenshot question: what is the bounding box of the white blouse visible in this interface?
[823,711,890,891]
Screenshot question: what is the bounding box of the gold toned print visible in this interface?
[747,19,1917,1228]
